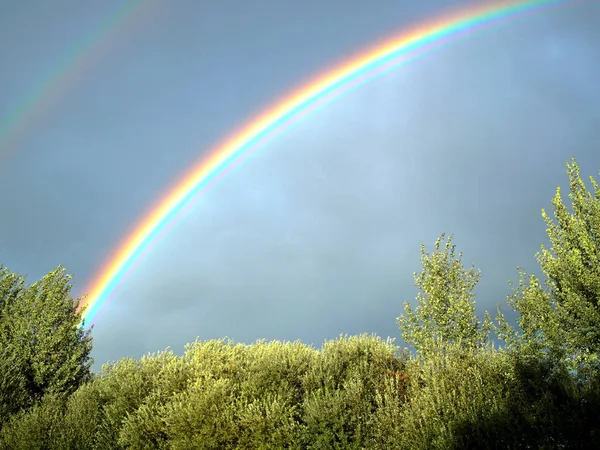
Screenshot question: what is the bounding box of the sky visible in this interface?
[0,0,599,372]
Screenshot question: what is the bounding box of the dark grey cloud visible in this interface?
[0,0,598,371]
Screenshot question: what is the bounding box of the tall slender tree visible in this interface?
[397,233,492,361]
[497,158,600,379]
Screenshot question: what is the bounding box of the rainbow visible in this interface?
[77,0,570,328]
[0,0,156,160]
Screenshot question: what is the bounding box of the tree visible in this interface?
[496,158,600,380]
[397,233,492,361]
[0,265,94,425]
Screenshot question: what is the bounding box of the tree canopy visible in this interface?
[0,265,93,426]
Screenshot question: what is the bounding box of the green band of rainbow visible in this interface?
[78,0,570,328]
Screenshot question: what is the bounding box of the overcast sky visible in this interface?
[1,0,598,372]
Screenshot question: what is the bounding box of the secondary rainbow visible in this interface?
[0,0,154,160]
[77,0,570,328]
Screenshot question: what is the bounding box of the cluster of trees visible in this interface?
[400,158,600,381]
[0,158,598,449]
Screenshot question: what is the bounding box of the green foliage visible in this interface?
[232,392,301,449]
[1,335,599,449]
[94,355,168,449]
[301,380,367,449]
[0,345,29,427]
[397,233,492,360]
[384,340,517,449]
[0,265,93,427]
[116,349,192,449]
[238,339,316,406]
[495,269,564,365]
[0,268,30,425]
[230,339,316,448]
[299,334,408,449]
[0,392,67,450]
[58,382,106,449]
[497,158,600,379]
[154,338,315,449]
[160,376,238,449]
[389,340,600,449]
[539,158,600,375]
[0,267,25,312]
